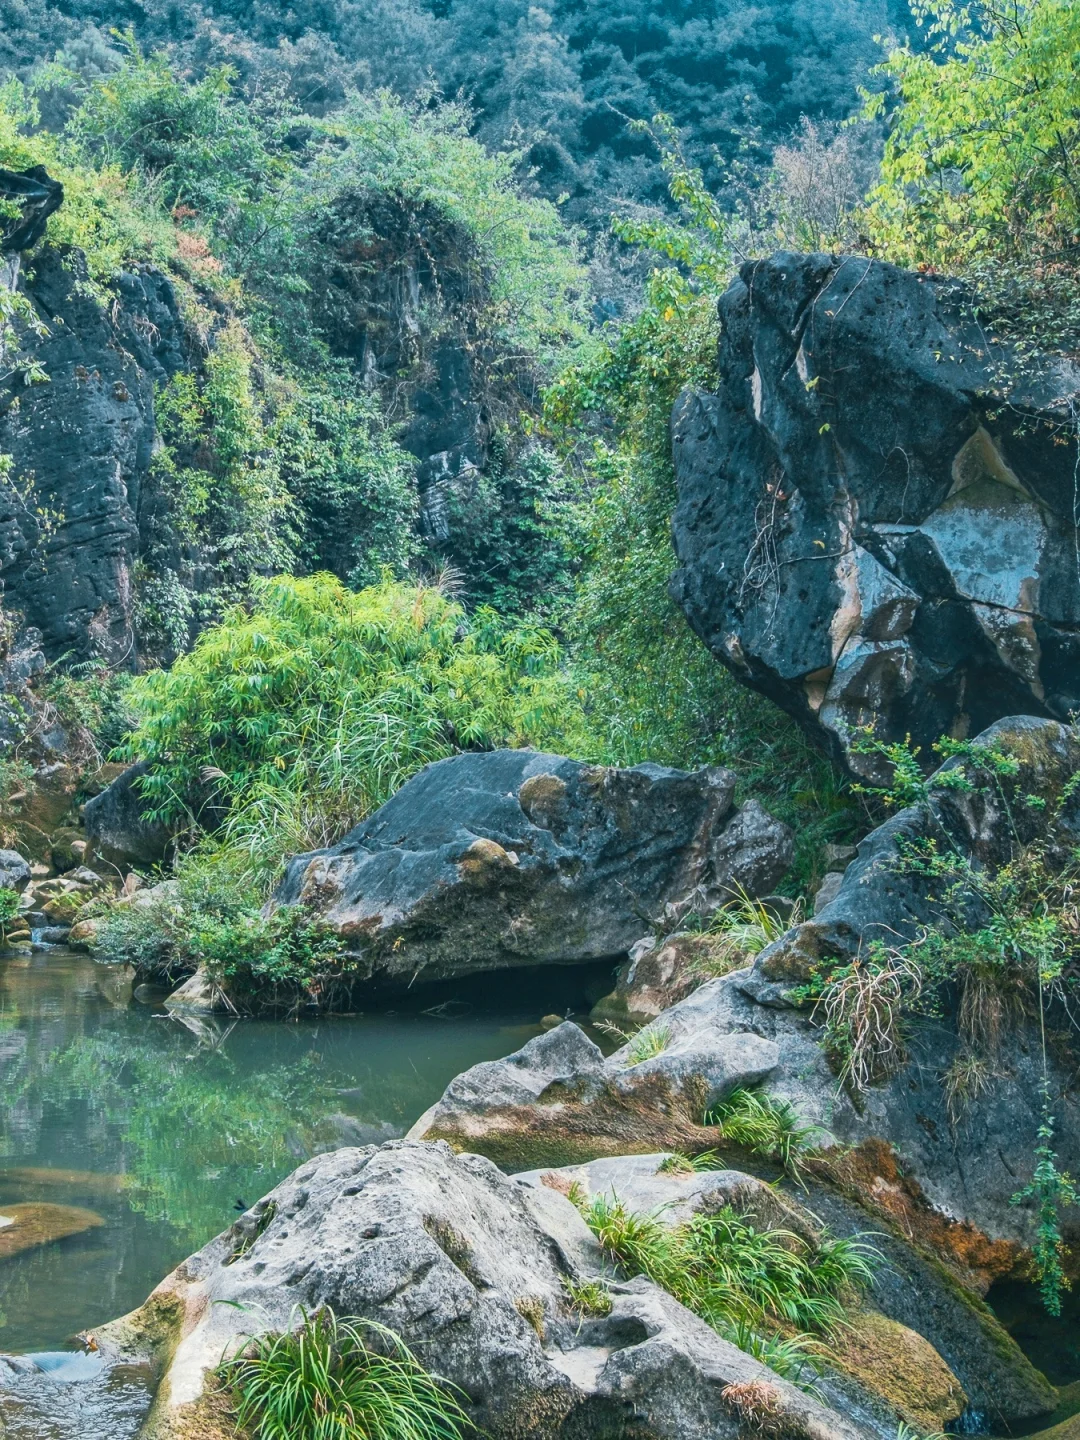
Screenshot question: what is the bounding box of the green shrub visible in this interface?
[92,848,346,1012]
[0,886,21,942]
[120,572,576,883]
[582,1192,876,1382]
[218,1309,473,1440]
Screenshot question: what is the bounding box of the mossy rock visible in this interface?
[827,1308,967,1431]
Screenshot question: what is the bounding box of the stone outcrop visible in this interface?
[1,248,186,662]
[95,1139,874,1440]
[670,251,1080,775]
[745,714,1080,998]
[274,748,792,990]
[408,982,780,1170]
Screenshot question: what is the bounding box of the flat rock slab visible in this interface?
[0,1202,104,1258]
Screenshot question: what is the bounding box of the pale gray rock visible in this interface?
[97,1140,874,1440]
[0,849,31,891]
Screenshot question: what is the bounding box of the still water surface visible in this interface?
[0,949,597,1361]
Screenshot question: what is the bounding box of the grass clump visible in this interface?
[657,1151,721,1176]
[218,1309,473,1440]
[582,1193,876,1383]
[706,1089,821,1179]
[692,892,802,979]
[561,1276,612,1318]
[595,1018,672,1063]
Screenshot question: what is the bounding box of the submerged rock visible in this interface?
[670,252,1080,775]
[0,1202,104,1258]
[94,1139,873,1440]
[274,749,792,989]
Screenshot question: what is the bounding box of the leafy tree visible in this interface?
[866,0,1080,346]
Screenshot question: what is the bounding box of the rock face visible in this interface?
[1,248,186,662]
[97,1140,872,1440]
[670,251,1080,774]
[274,749,792,989]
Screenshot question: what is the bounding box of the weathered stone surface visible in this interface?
[748,715,1080,993]
[409,982,779,1169]
[518,1158,970,1434]
[275,749,792,989]
[670,252,1080,774]
[0,849,30,891]
[96,1140,873,1440]
[84,761,173,870]
[1,248,186,662]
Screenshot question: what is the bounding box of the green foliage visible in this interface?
[546,124,861,892]
[582,1191,876,1380]
[866,0,1080,349]
[0,886,21,942]
[219,1309,473,1440]
[273,370,418,590]
[0,75,176,286]
[41,661,135,758]
[435,441,580,617]
[121,572,574,881]
[92,846,346,1011]
[1010,1084,1079,1316]
[706,1088,821,1177]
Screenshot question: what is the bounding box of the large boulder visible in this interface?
[670,251,1080,775]
[84,761,174,870]
[274,748,792,988]
[94,1139,872,1440]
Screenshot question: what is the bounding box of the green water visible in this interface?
[0,949,600,1367]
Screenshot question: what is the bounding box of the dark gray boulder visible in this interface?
[670,251,1080,775]
[274,748,793,988]
[84,761,174,870]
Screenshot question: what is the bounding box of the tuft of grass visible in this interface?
[942,1052,995,1125]
[720,1378,785,1432]
[693,889,803,979]
[561,1275,612,1318]
[596,1018,672,1063]
[581,1192,877,1385]
[657,1150,722,1175]
[706,1088,821,1177]
[218,1308,473,1440]
[513,1295,546,1341]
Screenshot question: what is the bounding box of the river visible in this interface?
[0,947,608,1438]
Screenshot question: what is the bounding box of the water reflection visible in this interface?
[0,948,602,1357]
